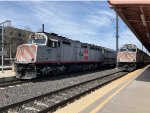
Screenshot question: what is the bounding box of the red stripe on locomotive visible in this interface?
[84,49,89,60]
[16,45,37,62]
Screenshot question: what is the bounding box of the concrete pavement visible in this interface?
[55,65,149,113]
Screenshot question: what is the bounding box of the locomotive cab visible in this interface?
[15,32,58,79]
[119,46,137,53]
[28,33,59,47]
[117,44,137,71]
[27,34,47,45]
[47,37,58,48]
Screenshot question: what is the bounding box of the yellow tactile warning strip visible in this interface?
[90,68,146,113]
[55,65,149,113]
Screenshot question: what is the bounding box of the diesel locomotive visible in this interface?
[117,44,150,71]
[15,32,116,79]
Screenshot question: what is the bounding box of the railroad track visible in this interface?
[0,80,29,88]
[0,71,128,113]
[0,68,116,88]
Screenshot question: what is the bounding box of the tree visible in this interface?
[24,26,32,32]
[6,22,14,27]
[37,28,42,32]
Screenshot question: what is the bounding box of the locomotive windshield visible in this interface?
[128,48,136,52]
[120,48,126,52]
[27,38,46,45]
[27,39,33,44]
[33,39,46,44]
[119,46,136,52]
[27,33,46,45]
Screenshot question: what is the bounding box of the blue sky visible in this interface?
[0,1,148,52]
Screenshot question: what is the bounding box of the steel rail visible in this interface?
[0,80,28,88]
[0,71,126,113]
[39,72,127,113]
[0,68,115,88]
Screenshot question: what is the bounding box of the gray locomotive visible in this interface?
[117,44,150,71]
[15,32,116,79]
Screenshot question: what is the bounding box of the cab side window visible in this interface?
[48,40,52,47]
[48,39,57,48]
[58,42,60,47]
[53,41,57,48]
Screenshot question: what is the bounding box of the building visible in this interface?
[0,26,33,65]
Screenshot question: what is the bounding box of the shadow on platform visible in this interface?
[135,66,150,82]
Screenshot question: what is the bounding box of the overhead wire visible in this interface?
[81,1,125,41]
[104,2,131,36]
[8,2,124,43]
[11,2,96,38]
[10,2,66,26]
[93,1,115,22]
[80,1,115,36]
[88,1,116,37]
[103,2,135,41]
[8,2,85,38]
[8,2,43,28]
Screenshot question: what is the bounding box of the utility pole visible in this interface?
[116,14,119,69]
[1,23,4,73]
[0,20,11,73]
[142,44,144,65]
[10,35,12,65]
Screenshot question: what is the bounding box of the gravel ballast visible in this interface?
[0,69,120,108]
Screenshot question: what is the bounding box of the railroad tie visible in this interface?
[61,93,67,96]
[47,99,56,103]
[8,86,14,88]
[24,107,40,112]
[8,111,18,113]
[34,101,49,107]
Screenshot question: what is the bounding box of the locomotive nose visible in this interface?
[16,44,37,63]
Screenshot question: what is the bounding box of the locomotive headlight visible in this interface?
[31,58,34,62]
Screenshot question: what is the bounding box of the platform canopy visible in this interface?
[109,0,150,52]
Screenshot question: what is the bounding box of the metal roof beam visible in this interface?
[140,6,150,42]
[128,20,150,22]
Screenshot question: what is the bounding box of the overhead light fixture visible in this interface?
[141,14,146,27]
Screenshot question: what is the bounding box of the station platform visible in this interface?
[55,65,150,113]
[0,70,16,83]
